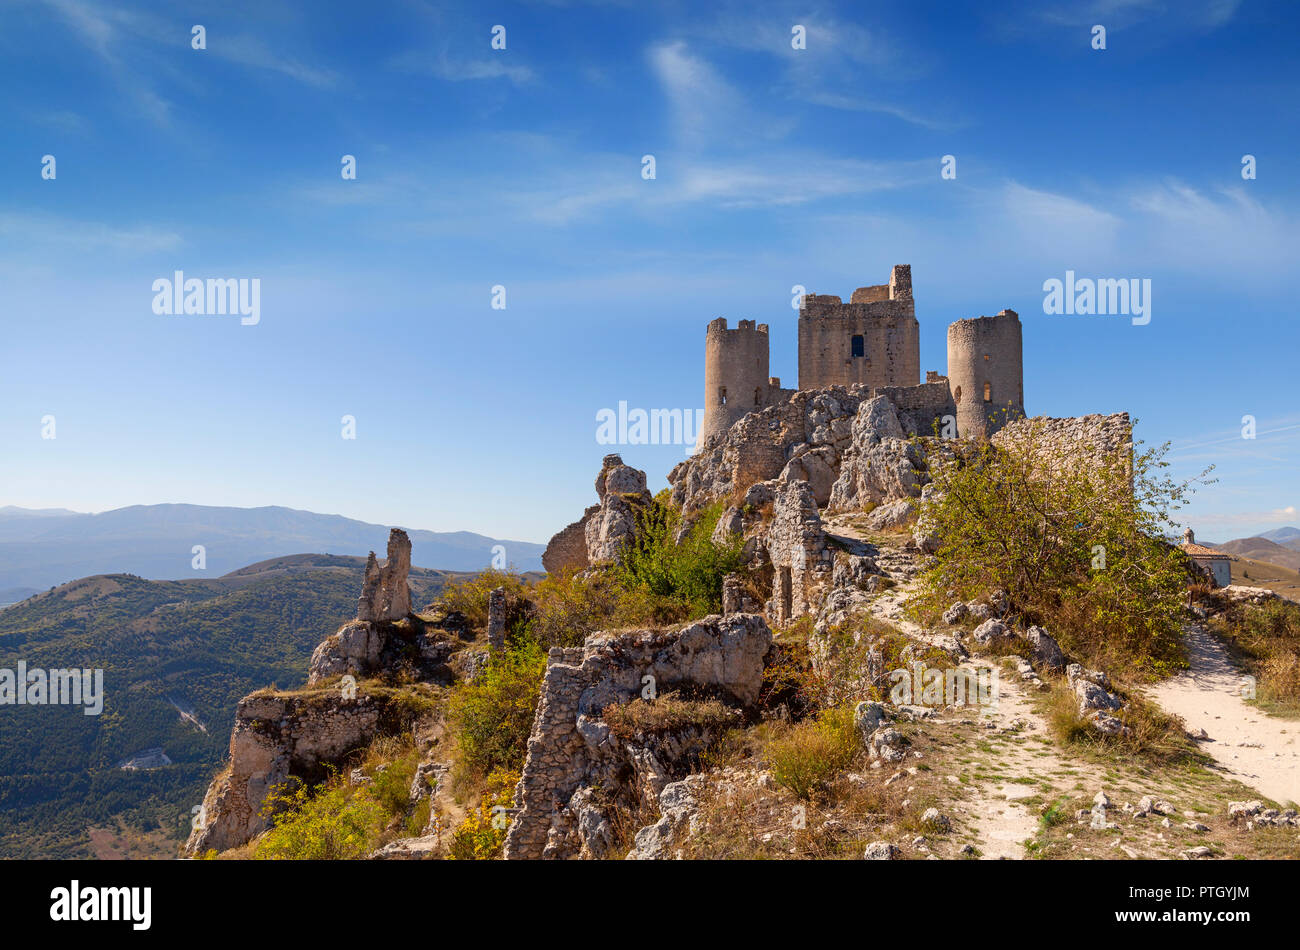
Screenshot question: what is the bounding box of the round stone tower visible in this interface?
[699,318,771,449]
[946,309,1024,439]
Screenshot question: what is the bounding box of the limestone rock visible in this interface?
[625,775,706,860]
[503,614,774,860]
[585,455,652,565]
[863,841,900,860]
[1026,625,1066,671]
[971,619,1009,644]
[356,528,412,623]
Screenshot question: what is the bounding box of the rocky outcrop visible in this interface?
[185,690,417,855]
[585,454,652,564]
[356,528,412,623]
[670,387,871,515]
[827,397,931,512]
[503,614,774,860]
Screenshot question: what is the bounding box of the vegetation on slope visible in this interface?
[0,562,459,858]
[912,422,1211,678]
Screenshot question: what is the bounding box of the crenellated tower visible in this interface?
[700,318,783,448]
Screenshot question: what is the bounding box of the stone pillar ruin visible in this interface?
[487,586,506,650]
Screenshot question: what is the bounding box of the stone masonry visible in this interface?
[502,614,774,859]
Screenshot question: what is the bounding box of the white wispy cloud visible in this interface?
[39,0,340,127]
[0,212,183,253]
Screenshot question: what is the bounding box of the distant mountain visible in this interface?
[0,506,79,519]
[1258,526,1300,544]
[0,553,492,858]
[0,587,39,605]
[0,504,544,591]
[1216,537,1300,573]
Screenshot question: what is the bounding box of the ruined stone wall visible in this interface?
[798,265,919,392]
[946,309,1024,439]
[874,380,956,437]
[186,691,406,854]
[503,615,773,860]
[765,481,834,625]
[542,506,597,574]
[700,318,774,448]
[991,412,1132,480]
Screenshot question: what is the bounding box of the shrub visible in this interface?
[446,638,547,786]
[448,769,517,860]
[766,706,860,801]
[525,567,623,648]
[253,782,385,860]
[914,422,1210,678]
[1212,598,1300,710]
[603,692,739,741]
[614,494,744,620]
[438,568,530,630]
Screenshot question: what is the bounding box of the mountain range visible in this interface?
[0,504,544,596]
[0,552,502,857]
[1214,530,1300,573]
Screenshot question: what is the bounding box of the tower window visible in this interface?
[953,385,962,404]
[718,386,727,406]
[983,382,992,402]
[754,387,762,406]
[851,335,865,358]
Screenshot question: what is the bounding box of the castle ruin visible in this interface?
[698,265,1024,447]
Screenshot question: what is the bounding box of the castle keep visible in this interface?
[698,265,1024,447]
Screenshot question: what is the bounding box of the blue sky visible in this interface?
[1,0,1297,548]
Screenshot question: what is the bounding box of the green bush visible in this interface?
[915,422,1209,678]
[766,706,860,801]
[253,782,385,860]
[614,494,744,619]
[446,638,547,785]
[438,568,530,630]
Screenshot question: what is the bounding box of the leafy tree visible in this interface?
[915,421,1211,676]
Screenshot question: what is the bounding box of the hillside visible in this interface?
[1229,554,1300,599]
[1216,537,1300,572]
[0,555,494,858]
[0,504,545,591]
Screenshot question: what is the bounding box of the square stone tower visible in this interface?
[797,265,920,391]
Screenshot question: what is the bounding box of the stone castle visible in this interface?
[698,265,1024,447]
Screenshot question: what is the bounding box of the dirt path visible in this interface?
[1148,623,1300,807]
[822,515,1110,858]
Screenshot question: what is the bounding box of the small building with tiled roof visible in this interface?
[1180,528,1232,588]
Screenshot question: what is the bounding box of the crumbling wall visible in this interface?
[542,506,597,574]
[503,614,774,860]
[991,412,1132,478]
[765,481,834,625]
